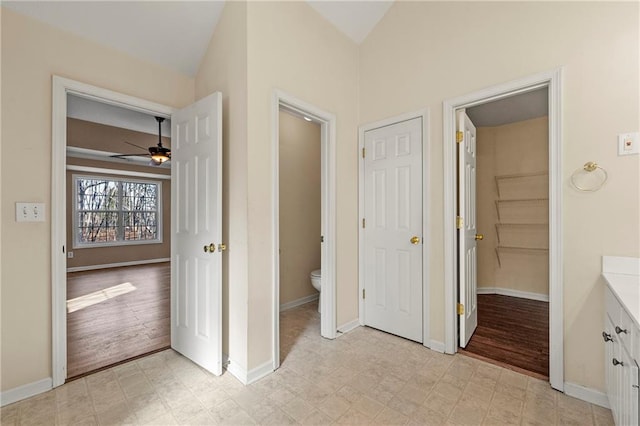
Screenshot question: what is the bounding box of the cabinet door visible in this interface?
[605,316,621,424]
[620,346,639,426]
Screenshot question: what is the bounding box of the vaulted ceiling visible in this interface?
[2,1,393,76]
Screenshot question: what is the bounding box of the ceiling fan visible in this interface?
[111,116,170,166]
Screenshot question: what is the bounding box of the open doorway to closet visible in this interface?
[444,68,563,390]
[457,88,550,379]
[65,95,172,378]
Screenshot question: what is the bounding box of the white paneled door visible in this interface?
[363,117,423,342]
[457,110,478,348]
[171,92,223,375]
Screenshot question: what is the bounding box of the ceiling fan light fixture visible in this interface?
[151,153,170,164]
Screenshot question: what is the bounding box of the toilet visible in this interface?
[310,269,322,313]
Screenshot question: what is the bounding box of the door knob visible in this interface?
[615,326,628,335]
[613,358,624,367]
[475,234,484,241]
[602,331,613,342]
[218,243,227,252]
[203,243,216,253]
[410,236,421,245]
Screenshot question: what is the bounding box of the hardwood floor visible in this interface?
[66,263,170,379]
[458,293,549,379]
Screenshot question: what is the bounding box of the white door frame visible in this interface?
[271,90,337,370]
[357,109,431,347]
[51,76,174,387]
[442,68,563,390]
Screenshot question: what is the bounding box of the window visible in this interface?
[73,175,162,247]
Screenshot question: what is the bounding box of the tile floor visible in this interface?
[1,302,614,425]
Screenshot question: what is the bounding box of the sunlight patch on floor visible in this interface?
[67,282,137,313]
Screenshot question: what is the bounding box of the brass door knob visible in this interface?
[410,236,421,245]
[475,234,484,241]
[218,243,227,252]
[203,243,216,253]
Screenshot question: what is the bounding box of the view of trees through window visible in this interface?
[75,176,160,245]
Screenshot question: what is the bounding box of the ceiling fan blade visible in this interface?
[123,140,149,152]
[110,153,151,159]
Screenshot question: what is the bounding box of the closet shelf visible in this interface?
[495,223,548,249]
[495,246,549,267]
[495,171,548,200]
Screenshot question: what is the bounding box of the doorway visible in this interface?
[271,90,337,371]
[457,91,550,379]
[53,77,224,387]
[443,69,564,391]
[52,77,175,386]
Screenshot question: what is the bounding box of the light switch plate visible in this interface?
[618,132,639,156]
[15,202,46,222]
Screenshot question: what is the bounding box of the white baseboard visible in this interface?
[428,340,446,353]
[477,287,549,302]
[222,354,273,385]
[247,360,274,385]
[67,258,170,273]
[223,354,247,385]
[337,319,360,335]
[1,377,52,407]
[564,382,609,408]
[279,293,318,312]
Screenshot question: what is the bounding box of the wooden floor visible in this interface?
[67,263,170,379]
[459,294,549,379]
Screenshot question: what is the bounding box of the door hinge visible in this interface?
[456,131,463,144]
[456,216,463,229]
[362,218,366,228]
[457,303,465,315]
[363,289,366,299]
[362,147,365,158]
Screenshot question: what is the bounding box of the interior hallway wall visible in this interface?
[194,1,249,372]
[476,117,549,297]
[0,7,194,392]
[278,110,321,307]
[359,1,639,392]
[245,1,359,369]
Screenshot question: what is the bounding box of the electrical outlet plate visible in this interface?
[15,202,46,222]
[618,132,639,156]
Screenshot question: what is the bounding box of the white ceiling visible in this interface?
[2,1,392,76]
[466,88,549,127]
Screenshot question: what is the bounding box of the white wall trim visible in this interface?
[428,340,446,353]
[477,287,549,302]
[223,354,247,385]
[271,90,338,374]
[564,382,610,409]
[66,258,170,273]
[247,360,275,385]
[337,319,361,335]
[1,378,52,407]
[358,109,430,346]
[222,355,273,386]
[66,164,171,180]
[52,76,174,388]
[442,68,564,391]
[279,293,319,312]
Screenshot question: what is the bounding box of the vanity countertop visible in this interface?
[603,256,640,326]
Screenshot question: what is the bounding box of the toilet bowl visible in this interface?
[310,269,321,313]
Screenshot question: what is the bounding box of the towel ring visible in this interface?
[570,161,608,192]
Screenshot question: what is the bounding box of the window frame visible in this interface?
[72,174,163,249]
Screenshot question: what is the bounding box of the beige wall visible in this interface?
[0,8,193,391]
[477,117,549,296]
[194,1,249,371]
[245,1,359,369]
[359,2,639,391]
[279,111,321,306]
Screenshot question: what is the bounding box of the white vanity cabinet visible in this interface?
[604,282,640,426]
